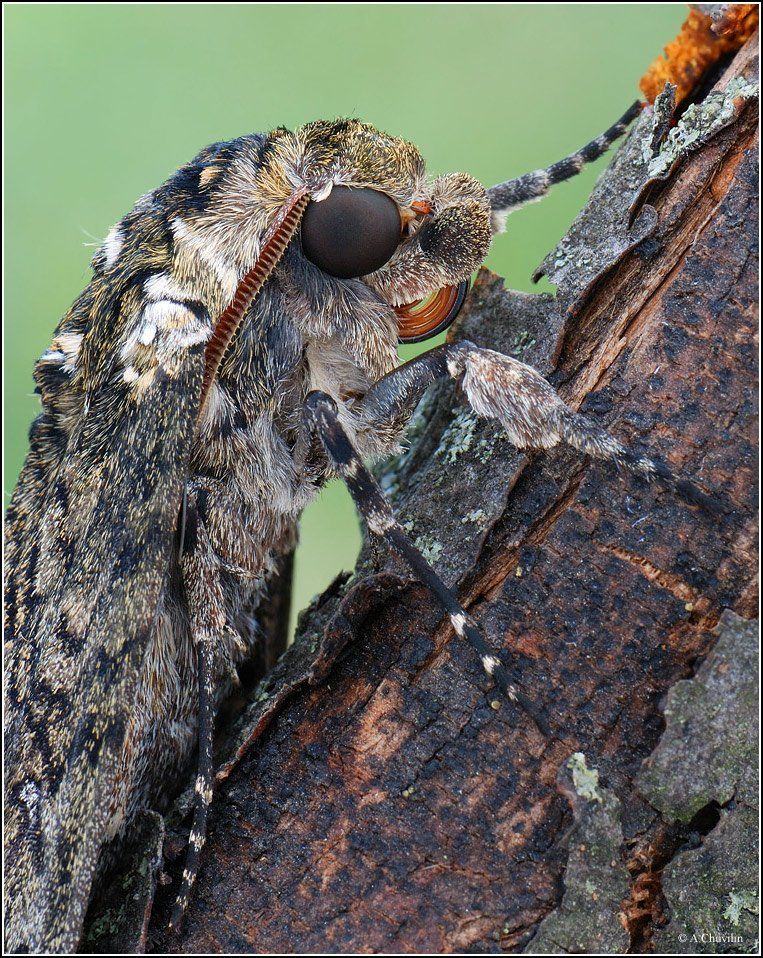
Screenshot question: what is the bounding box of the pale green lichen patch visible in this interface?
[436,408,479,463]
[648,76,758,179]
[461,508,488,528]
[526,754,629,953]
[475,435,500,464]
[568,752,602,802]
[414,534,442,564]
[723,890,758,926]
[509,329,536,358]
[545,235,599,275]
[253,683,273,703]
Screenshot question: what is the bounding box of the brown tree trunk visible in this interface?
[87,30,759,958]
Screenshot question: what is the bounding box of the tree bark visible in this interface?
[89,31,759,957]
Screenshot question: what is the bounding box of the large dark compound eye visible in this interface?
[301,186,402,279]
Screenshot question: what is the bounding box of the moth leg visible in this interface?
[487,101,642,226]
[306,390,549,735]
[356,341,720,514]
[169,497,221,932]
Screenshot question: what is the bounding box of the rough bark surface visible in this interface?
[87,35,758,957]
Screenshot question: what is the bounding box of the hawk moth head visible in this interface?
[183,119,495,347]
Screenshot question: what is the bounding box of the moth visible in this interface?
[4,102,718,953]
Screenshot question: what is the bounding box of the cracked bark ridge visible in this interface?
[525,754,631,953]
[642,611,759,954]
[97,35,758,956]
[530,106,659,313]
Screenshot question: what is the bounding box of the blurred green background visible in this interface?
[5,3,685,636]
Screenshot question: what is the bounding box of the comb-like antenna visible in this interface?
[487,101,643,233]
[198,188,309,417]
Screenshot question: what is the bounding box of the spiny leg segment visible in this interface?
[306,390,550,735]
[487,100,643,223]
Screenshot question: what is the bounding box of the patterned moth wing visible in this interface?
[3,139,268,953]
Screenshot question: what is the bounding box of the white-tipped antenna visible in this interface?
[487,100,643,233]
